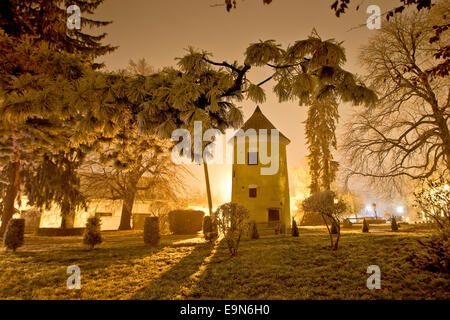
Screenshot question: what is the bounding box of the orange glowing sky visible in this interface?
[91,0,401,206]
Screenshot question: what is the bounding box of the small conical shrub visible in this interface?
[330,222,338,234]
[203,215,218,242]
[83,217,102,249]
[203,216,212,240]
[249,220,259,240]
[144,217,160,246]
[391,217,399,231]
[3,219,25,252]
[292,218,299,237]
[362,218,369,233]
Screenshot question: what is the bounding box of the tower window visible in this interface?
[268,209,280,222]
[249,187,257,198]
[248,152,258,165]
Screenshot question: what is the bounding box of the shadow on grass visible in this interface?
[0,234,205,299]
[14,233,197,265]
[131,242,215,300]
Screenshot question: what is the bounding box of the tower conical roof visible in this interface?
[231,106,290,145]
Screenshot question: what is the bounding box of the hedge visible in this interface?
[36,228,85,236]
[168,210,204,235]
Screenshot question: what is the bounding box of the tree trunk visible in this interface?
[119,191,136,230]
[322,157,331,191]
[333,224,341,251]
[203,160,213,216]
[0,170,18,236]
[308,150,321,195]
[0,129,20,237]
[321,215,334,250]
[60,208,75,229]
[429,100,450,171]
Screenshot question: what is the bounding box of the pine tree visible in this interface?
[0,0,116,234]
[0,36,91,234]
[77,60,183,231]
[305,100,340,192]
[0,35,125,234]
[0,0,116,67]
[134,51,245,216]
[266,31,376,194]
[83,216,102,249]
[23,150,87,229]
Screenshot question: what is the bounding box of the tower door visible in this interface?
[268,208,280,224]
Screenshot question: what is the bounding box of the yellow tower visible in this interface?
[230,106,291,230]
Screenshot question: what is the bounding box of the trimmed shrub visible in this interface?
[144,217,160,246]
[3,219,25,252]
[216,202,249,256]
[83,217,102,249]
[362,218,369,233]
[408,230,450,273]
[391,217,399,231]
[249,220,259,240]
[292,218,299,237]
[168,210,204,235]
[203,215,212,240]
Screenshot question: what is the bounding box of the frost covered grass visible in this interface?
[0,224,448,299]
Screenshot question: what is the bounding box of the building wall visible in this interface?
[231,137,291,227]
[39,199,155,231]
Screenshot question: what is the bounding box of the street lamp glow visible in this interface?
[396,206,404,214]
[334,199,339,204]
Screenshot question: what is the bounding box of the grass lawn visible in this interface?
[0,224,448,300]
